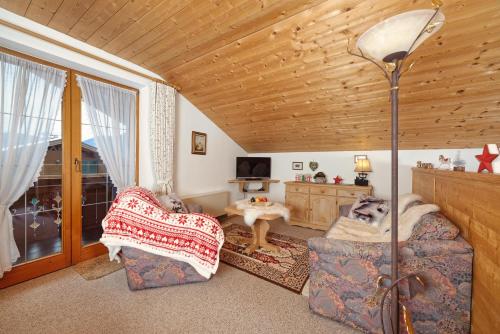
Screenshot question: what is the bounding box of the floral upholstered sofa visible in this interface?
[308,199,473,333]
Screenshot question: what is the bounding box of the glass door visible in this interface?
[0,60,72,288]
[70,73,110,262]
[70,72,137,263]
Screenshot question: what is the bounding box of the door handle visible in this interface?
[74,158,81,172]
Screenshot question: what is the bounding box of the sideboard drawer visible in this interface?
[310,186,336,196]
[286,184,310,194]
[337,189,370,198]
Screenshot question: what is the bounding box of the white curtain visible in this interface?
[0,52,66,278]
[150,82,176,195]
[77,76,136,191]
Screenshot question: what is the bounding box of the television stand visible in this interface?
[228,179,280,194]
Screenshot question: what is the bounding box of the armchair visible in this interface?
[308,214,473,333]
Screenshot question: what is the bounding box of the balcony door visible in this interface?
[0,50,138,287]
[70,72,138,263]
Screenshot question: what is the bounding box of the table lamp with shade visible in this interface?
[347,1,445,333]
[354,158,372,186]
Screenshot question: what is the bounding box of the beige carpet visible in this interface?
[0,217,360,334]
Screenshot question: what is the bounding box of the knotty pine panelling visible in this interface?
[412,168,500,334]
[1,0,499,152]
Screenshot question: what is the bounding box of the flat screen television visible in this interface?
[236,157,271,179]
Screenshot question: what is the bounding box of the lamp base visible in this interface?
[355,176,369,186]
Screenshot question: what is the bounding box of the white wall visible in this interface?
[139,92,247,202]
[249,149,482,201]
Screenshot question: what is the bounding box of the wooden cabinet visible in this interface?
[309,195,337,228]
[286,191,309,223]
[285,181,373,230]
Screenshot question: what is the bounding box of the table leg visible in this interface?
[243,219,279,254]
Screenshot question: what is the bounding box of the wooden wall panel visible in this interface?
[412,168,500,334]
[1,0,500,152]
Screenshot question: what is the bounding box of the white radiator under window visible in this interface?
[182,191,229,217]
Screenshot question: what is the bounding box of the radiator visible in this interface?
[182,191,229,217]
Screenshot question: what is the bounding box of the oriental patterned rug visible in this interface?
[221,223,309,294]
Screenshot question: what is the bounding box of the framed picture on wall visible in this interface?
[191,131,207,155]
[292,162,303,170]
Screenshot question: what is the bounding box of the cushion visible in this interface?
[409,212,460,241]
[157,193,189,213]
[347,194,389,226]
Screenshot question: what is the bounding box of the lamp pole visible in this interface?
[390,65,400,334]
[347,3,444,332]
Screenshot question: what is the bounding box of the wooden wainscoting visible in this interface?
[412,168,500,334]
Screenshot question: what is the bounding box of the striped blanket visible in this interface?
[100,187,224,279]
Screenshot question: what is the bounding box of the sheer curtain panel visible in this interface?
[0,52,66,278]
[76,76,136,191]
[150,82,176,195]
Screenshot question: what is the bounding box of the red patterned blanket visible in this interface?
[100,187,224,279]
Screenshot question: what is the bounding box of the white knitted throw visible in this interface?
[235,199,290,226]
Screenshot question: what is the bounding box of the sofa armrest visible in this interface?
[308,236,473,333]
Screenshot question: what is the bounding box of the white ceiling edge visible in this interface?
[0,8,163,89]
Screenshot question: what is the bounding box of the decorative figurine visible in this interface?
[309,161,319,171]
[333,175,343,184]
[452,151,466,172]
[313,172,327,183]
[475,144,498,173]
[438,155,451,170]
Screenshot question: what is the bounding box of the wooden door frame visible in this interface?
[0,47,141,287]
[69,71,140,263]
[0,48,73,288]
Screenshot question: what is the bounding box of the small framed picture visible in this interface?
[292,162,303,170]
[191,131,207,155]
[354,154,368,163]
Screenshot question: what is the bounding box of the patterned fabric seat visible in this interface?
[121,247,209,290]
[308,211,473,333]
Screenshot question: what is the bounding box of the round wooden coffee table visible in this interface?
[224,204,287,254]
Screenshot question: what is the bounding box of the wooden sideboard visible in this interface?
[284,181,373,230]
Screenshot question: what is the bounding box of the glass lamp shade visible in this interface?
[355,158,372,173]
[356,9,445,62]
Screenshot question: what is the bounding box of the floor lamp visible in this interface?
[348,1,445,333]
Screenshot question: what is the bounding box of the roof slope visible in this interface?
[2,0,499,152]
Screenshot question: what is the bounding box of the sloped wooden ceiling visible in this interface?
[2,0,499,152]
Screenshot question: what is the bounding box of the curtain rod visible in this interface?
[0,18,181,92]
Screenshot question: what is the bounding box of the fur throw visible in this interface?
[326,203,439,242]
[235,199,290,226]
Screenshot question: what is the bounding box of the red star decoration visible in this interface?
[333,175,343,184]
[475,144,498,173]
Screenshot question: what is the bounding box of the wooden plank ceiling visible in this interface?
[2,0,499,152]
